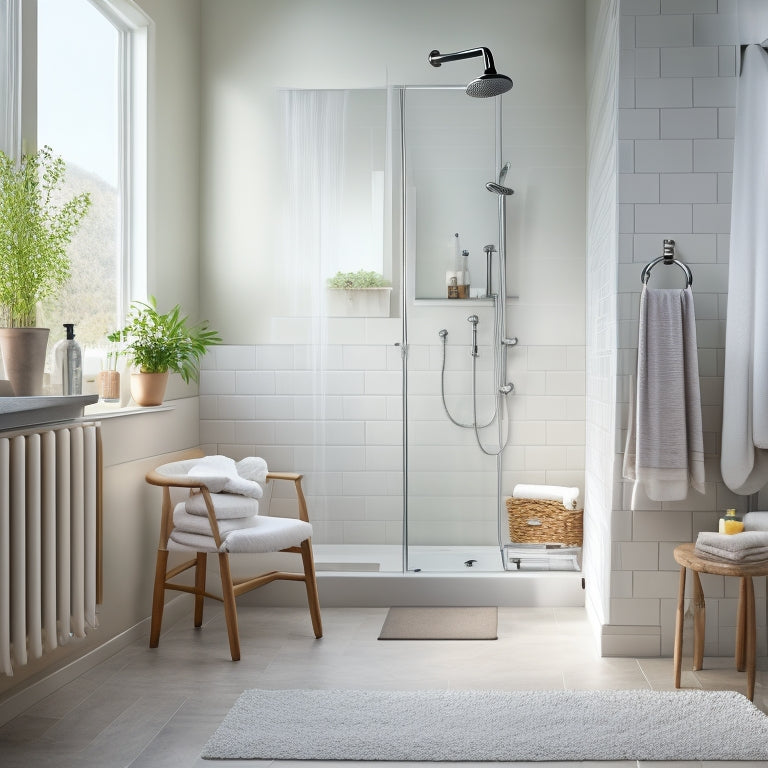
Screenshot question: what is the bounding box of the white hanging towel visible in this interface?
[722,43,768,495]
[623,285,705,506]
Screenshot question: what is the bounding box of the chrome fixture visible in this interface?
[483,244,496,298]
[428,46,513,98]
[468,314,479,357]
[485,181,514,196]
[640,238,693,287]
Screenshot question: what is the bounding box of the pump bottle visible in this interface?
[54,323,82,396]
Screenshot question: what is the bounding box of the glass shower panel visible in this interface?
[401,88,504,573]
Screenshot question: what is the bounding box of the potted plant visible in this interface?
[326,269,392,317]
[108,297,221,406]
[0,146,91,395]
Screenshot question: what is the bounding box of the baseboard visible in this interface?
[241,570,586,608]
[0,595,191,727]
[600,623,661,657]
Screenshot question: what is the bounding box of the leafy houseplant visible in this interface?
[0,146,91,395]
[326,270,392,318]
[0,146,91,328]
[108,297,221,405]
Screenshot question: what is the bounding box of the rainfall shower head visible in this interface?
[428,46,513,98]
[486,181,514,196]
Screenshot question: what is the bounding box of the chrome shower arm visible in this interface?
[429,47,497,74]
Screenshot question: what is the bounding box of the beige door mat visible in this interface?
[378,606,498,640]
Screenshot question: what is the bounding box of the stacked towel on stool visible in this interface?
[695,530,768,562]
[512,484,581,510]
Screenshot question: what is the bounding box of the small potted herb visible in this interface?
[108,297,221,406]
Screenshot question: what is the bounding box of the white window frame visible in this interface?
[6,0,149,325]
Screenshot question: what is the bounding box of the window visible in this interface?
[1,0,148,387]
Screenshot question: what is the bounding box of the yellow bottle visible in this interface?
[718,508,744,535]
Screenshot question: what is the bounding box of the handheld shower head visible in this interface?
[486,181,514,196]
[428,46,513,98]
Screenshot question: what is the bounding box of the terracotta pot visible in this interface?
[0,327,50,396]
[130,371,169,407]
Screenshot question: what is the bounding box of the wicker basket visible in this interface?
[506,497,583,546]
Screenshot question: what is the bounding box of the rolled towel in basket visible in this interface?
[512,484,581,510]
[695,530,768,562]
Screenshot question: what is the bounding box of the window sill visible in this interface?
[83,402,176,420]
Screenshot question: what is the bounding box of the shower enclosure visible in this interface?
[279,84,583,577]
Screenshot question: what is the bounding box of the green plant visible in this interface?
[108,297,222,384]
[0,146,91,327]
[327,269,390,289]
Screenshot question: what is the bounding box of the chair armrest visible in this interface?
[265,472,309,523]
[266,471,303,482]
[145,469,211,490]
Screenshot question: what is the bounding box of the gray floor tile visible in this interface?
[0,605,764,767]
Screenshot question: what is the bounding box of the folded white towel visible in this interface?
[168,516,312,554]
[185,492,260,519]
[743,511,768,532]
[623,286,705,505]
[188,455,263,499]
[512,484,581,510]
[236,456,268,483]
[695,530,768,562]
[168,530,221,552]
[222,517,313,553]
[173,503,258,536]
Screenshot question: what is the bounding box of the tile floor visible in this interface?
[0,603,765,768]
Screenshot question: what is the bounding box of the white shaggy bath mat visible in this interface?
[201,687,768,761]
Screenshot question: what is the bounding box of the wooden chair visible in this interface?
[145,455,322,660]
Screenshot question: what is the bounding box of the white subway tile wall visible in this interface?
[615,0,766,656]
[201,332,586,547]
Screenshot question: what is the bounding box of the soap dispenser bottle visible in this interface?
[54,323,82,396]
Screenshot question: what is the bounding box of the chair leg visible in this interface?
[150,549,169,648]
[300,539,323,638]
[194,552,207,628]
[217,552,241,661]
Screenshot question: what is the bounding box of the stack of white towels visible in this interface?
[695,511,768,562]
[512,484,582,510]
[167,455,301,554]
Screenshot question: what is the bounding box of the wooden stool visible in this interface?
[673,542,768,701]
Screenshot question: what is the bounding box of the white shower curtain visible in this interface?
[280,89,347,319]
[721,44,768,495]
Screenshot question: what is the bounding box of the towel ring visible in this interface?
[640,239,693,288]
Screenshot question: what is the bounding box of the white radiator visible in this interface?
[0,423,99,676]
